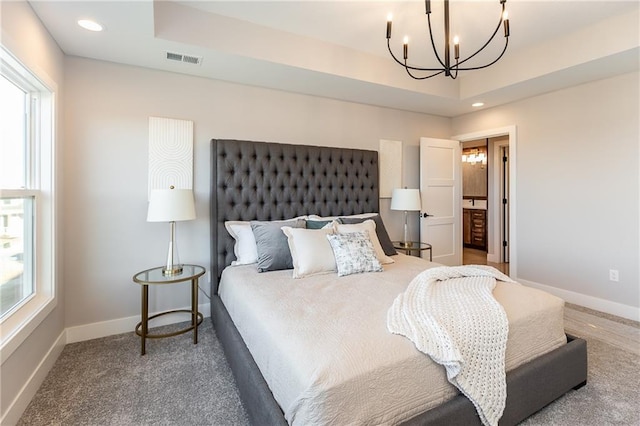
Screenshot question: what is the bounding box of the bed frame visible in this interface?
[210,138,587,425]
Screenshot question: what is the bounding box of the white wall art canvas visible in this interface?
[148,116,193,198]
[379,139,403,198]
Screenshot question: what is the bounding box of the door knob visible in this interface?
[422,212,433,218]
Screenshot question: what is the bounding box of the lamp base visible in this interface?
[403,210,409,246]
[162,221,183,276]
[162,265,183,276]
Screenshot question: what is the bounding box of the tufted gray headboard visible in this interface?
[210,139,379,294]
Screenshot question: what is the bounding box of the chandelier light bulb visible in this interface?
[403,36,409,60]
[503,11,510,37]
[453,36,460,60]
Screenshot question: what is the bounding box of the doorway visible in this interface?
[463,247,509,274]
[460,138,509,274]
[453,126,516,277]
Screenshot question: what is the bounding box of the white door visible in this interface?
[419,137,462,265]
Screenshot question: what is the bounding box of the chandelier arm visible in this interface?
[451,61,459,80]
[456,37,509,71]
[388,39,449,72]
[456,4,506,68]
[405,65,446,80]
[426,13,447,69]
[387,39,411,67]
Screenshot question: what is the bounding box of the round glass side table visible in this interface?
[392,241,433,261]
[133,264,205,355]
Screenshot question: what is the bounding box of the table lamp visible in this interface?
[147,187,196,275]
[390,188,421,246]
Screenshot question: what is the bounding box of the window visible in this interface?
[1,72,35,317]
[0,45,56,356]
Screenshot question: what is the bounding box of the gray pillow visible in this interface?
[337,214,397,256]
[305,219,332,229]
[251,219,306,272]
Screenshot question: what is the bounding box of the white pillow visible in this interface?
[308,213,377,221]
[281,226,336,278]
[224,221,258,265]
[333,219,394,264]
[225,216,307,266]
[326,232,383,277]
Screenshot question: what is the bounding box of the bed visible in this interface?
[210,138,587,425]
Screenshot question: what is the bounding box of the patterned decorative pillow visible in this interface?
[326,231,383,277]
[333,220,394,264]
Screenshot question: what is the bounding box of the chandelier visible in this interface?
[386,0,510,80]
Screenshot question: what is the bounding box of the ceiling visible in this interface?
[29,1,640,117]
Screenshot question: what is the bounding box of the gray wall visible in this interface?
[0,0,65,421]
[453,72,640,317]
[62,56,451,328]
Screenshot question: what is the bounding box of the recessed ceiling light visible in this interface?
[77,19,103,32]
[472,102,485,108]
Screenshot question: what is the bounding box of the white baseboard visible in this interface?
[518,278,640,322]
[66,303,211,344]
[1,330,66,426]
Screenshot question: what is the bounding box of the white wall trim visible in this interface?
[1,329,66,426]
[66,302,211,344]
[1,297,56,365]
[518,278,640,322]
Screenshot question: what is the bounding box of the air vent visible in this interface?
[165,51,202,66]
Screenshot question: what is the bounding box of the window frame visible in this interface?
[0,46,57,363]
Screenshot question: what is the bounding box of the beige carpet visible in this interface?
[18,307,640,425]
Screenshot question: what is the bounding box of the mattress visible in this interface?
[218,254,567,425]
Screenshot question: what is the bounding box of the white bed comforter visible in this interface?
[388,265,516,426]
[219,254,567,425]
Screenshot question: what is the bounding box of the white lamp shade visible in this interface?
[147,188,196,222]
[390,188,421,211]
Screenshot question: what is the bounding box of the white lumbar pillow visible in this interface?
[281,226,337,278]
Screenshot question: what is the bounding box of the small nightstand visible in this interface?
[133,264,205,355]
[392,241,432,261]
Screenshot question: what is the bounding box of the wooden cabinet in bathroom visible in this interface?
[463,209,471,245]
[463,209,486,250]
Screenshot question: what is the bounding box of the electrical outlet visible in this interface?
[609,269,619,282]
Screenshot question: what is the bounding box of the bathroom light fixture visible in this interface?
[462,148,487,165]
[472,102,485,108]
[77,19,103,32]
[386,0,510,80]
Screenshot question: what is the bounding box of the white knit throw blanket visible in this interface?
[387,265,516,426]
